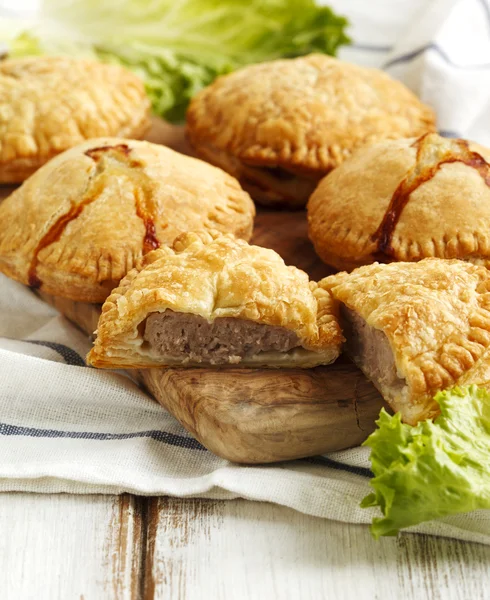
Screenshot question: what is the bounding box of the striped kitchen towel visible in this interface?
[1,0,490,544]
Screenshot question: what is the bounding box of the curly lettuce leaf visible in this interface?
[4,0,350,122]
[362,386,490,538]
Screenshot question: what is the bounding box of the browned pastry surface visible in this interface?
[0,139,255,303]
[0,56,152,182]
[87,230,343,369]
[308,133,490,271]
[187,54,435,207]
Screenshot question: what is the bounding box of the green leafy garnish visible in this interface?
[362,386,490,538]
[3,0,350,122]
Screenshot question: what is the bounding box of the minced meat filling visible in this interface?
[238,163,321,203]
[340,304,406,397]
[143,310,301,365]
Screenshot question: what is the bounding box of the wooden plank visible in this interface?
[141,359,383,462]
[0,493,145,600]
[3,492,490,599]
[145,498,490,600]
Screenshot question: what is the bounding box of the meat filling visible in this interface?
[340,304,406,400]
[143,310,301,365]
[238,163,322,205]
[189,141,322,206]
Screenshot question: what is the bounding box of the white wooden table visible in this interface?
[2,494,490,599]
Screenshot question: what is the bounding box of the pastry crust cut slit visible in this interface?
[0,138,255,303]
[87,231,344,369]
[307,133,490,271]
[143,310,301,365]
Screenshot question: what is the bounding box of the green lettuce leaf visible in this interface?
[3,0,350,122]
[362,385,490,538]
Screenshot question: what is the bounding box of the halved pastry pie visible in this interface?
[186,54,435,208]
[0,138,255,303]
[0,56,151,182]
[87,231,343,369]
[308,133,490,271]
[322,259,490,425]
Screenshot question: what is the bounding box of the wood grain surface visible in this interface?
[2,493,490,600]
[145,497,490,600]
[0,493,145,599]
[3,117,386,463]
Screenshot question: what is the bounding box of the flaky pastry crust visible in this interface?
[0,56,151,182]
[0,139,255,303]
[308,133,490,271]
[87,231,344,369]
[187,54,435,206]
[322,259,490,424]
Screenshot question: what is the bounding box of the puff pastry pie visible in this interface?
[0,56,151,182]
[87,231,343,369]
[0,139,255,303]
[308,133,490,271]
[186,54,435,208]
[322,259,490,425]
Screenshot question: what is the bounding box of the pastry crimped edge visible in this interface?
[0,101,151,184]
[87,230,344,369]
[0,138,255,303]
[321,258,490,425]
[189,142,322,209]
[186,54,436,177]
[307,134,490,271]
[0,56,152,183]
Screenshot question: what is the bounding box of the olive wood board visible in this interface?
[2,117,386,463]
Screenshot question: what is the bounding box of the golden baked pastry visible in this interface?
[186,54,435,208]
[87,231,343,369]
[322,258,490,425]
[308,133,490,271]
[0,56,151,182]
[0,139,255,303]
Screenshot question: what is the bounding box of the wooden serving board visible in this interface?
[3,118,385,463]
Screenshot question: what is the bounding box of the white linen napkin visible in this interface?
[1,0,490,544]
